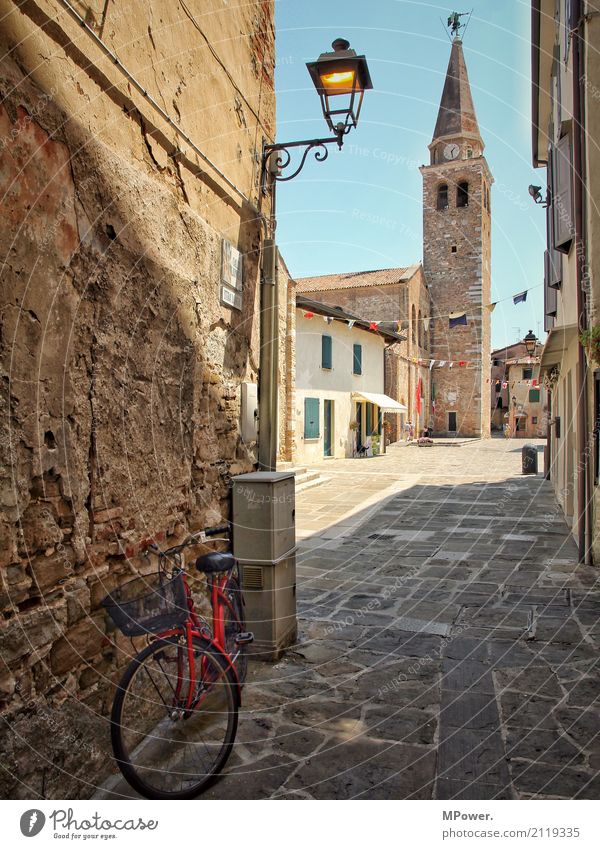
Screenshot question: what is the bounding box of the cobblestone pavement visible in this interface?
[102,438,600,799]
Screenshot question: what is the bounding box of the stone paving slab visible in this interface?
[96,438,600,799]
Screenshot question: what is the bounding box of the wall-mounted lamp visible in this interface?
[528,184,550,208]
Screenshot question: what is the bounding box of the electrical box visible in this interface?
[232,472,295,561]
[239,550,297,660]
[232,471,297,660]
[241,382,258,443]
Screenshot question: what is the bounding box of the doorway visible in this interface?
[324,400,333,457]
[448,411,457,433]
[355,402,363,453]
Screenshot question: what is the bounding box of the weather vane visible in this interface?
[447,11,471,39]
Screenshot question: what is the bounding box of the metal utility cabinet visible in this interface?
[232,471,297,660]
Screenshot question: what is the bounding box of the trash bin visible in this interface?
[522,444,538,475]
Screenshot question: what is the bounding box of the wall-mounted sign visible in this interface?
[220,239,243,311]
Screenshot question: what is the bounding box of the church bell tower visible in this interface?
[421,32,493,437]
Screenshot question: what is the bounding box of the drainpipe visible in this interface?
[572,0,590,563]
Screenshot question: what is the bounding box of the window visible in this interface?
[496,397,503,409]
[321,334,332,369]
[418,310,423,347]
[411,305,417,345]
[546,157,563,289]
[448,412,457,432]
[457,181,469,208]
[544,250,558,331]
[451,245,457,253]
[495,380,501,393]
[551,135,575,253]
[353,343,362,375]
[523,368,533,380]
[304,397,320,439]
[532,416,538,425]
[437,183,448,210]
[466,147,473,159]
[529,388,541,403]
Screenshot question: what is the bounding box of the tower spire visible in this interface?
[431,37,482,148]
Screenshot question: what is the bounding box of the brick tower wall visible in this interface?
[421,159,492,437]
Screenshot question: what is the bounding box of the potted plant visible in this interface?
[580,325,600,365]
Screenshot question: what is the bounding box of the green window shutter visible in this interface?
[304,397,320,439]
[353,344,362,375]
[529,389,541,403]
[322,335,332,369]
[366,402,373,433]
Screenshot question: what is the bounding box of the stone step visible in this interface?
[295,470,322,486]
[296,473,332,493]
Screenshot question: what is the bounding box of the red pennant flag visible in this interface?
[304,311,314,319]
[369,321,379,331]
[459,361,467,367]
[532,379,538,386]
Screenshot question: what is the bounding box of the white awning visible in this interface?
[352,391,407,412]
[539,324,578,373]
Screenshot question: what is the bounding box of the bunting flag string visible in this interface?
[302,285,536,331]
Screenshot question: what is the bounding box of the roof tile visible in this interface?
[296,263,421,293]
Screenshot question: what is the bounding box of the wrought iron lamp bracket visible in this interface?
[261,132,344,193]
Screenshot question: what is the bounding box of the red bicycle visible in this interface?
[102,523,253,799]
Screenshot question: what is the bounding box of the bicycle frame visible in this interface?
[150,570,242,711]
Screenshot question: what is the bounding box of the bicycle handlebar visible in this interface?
[146,522,230,559]
[202,524,230,538]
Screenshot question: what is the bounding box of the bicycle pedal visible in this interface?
[234,631,254,646]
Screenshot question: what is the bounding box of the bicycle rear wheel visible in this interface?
[111,634,238,799]
[223,576,248,685]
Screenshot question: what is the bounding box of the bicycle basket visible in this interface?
[102,571,188,637]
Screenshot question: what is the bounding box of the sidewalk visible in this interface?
[103,438,600,799]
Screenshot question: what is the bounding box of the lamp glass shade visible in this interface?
[523,330,537,355]
[306,40,372,137]
[319,68,358,95]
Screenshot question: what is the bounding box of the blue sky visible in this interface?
[273,0,545,350]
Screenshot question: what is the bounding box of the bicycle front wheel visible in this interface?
[111,635,238,799]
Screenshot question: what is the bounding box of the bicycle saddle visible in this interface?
[195,551,236,574]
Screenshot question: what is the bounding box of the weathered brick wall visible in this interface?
[0,0,275,798]
[422,158,492,437]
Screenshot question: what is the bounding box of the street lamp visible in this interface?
[258,39,372,471]
[261,38,373,190]
[523,329,538,356]
[306,39,373,143]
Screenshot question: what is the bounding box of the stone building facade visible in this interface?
[532,0,600,559]
[0,0,275,797]
[421,37,493,438]
[295,265,432,441]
